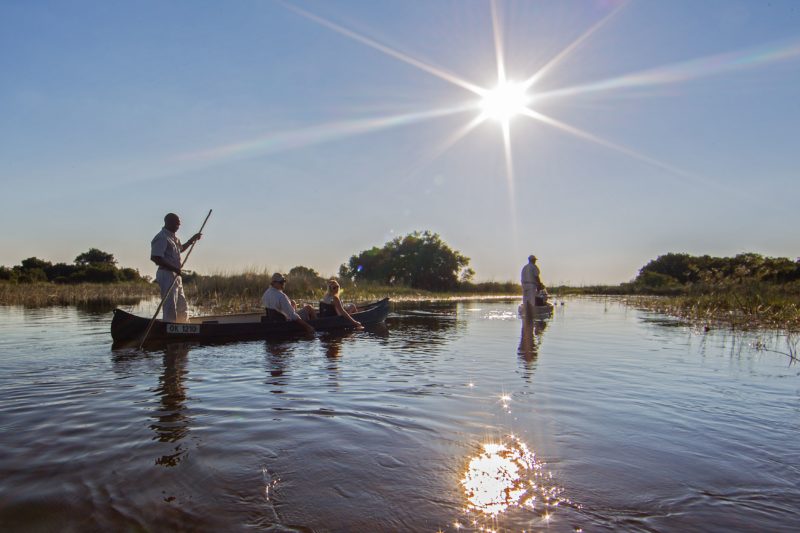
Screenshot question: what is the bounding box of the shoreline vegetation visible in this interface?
[1,274,798,333]
[1,240,798,332]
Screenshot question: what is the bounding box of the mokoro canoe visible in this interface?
[111,298,390,344]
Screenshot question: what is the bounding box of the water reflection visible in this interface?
[459,436,570,529]
[319,331,346,360]
[150,343,191,467]
[320,331,356,391]
[6,299,800,531]
[518,318,548,381]
[385,301,461,355]
[264,340,291,393]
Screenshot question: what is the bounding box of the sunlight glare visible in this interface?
[479,81,531,122]
[462,439,535,516]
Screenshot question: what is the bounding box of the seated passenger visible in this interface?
[261,273,316,334]
[535,288,548,307]
[320,278,363,329]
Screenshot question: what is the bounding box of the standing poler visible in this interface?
[520,254,545,317]
[150,213,202,322]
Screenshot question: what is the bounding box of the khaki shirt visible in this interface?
[151,228,182,271]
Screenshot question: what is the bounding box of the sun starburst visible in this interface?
[478,81,531,124]
[182,0,800,212]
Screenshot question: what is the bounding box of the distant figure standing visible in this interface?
[150,213,201,323]
[521,255,545,315]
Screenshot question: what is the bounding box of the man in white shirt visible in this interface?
[150,213,201,322]
[521,255,545,316]
[261,273,316,334]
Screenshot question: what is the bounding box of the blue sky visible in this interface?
[2,0,798,285]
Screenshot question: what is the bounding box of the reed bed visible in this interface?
[623,284,800,332]
[183,270,516,313]
[0,272,520,313]
[0,281,157,307]
[6,273,797,333]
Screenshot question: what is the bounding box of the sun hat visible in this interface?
[271,273,286,283]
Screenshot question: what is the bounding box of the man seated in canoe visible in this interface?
[319,278,363,329]
[261,273,316,334]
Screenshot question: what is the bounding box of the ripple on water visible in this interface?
[1,300,799,531]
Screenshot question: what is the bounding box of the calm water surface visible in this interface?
[0,298,798,532]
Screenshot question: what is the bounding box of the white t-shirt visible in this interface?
[521,262,540,286]
[261,286,301,321]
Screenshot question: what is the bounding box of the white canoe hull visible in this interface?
[518,302,554,318]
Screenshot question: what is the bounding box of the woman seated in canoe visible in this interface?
[320,278,363,329]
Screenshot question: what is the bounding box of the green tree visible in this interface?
[288,265,322,280]
[635,271,681,289]
[45,262,78,283]
[14,257,51,283]
[20,257,53,271]
[636,252,800,288]
[75,248,116,267]
[342,231,471,290]
[0,266,14,281]
[78,265,120,283]
[637,253,694,284]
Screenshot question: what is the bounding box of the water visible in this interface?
[0,298,798,532]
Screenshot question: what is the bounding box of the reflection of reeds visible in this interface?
[0,281,157,307]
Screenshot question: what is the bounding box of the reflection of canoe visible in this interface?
[517,302,554,318]
[111,298,390,344]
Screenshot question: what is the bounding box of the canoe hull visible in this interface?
[517,302,554,319]
[112,298,390,345]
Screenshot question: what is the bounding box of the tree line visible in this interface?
[633,252,800,289]
[0,248,145,284]
[9,239,794,295]
[0,232,508,293]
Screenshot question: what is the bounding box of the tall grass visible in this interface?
[0,271,522,312]
[182,270,520,313]
[4,273,797,332]
[624,280,800,331]
[183,270,291,313]
[0,281,157,307]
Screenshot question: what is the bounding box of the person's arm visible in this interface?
[180,233,202,253]
[333,296,363,329]
[278,293,315,333]
[150,255,181,275]
[294,316,315,334]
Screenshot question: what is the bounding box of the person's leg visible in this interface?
[522,285,535,318]
[297,306,314,321]
[157,270,178,322]
[175,277,188,323]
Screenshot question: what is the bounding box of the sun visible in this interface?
[479,81,531,123]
